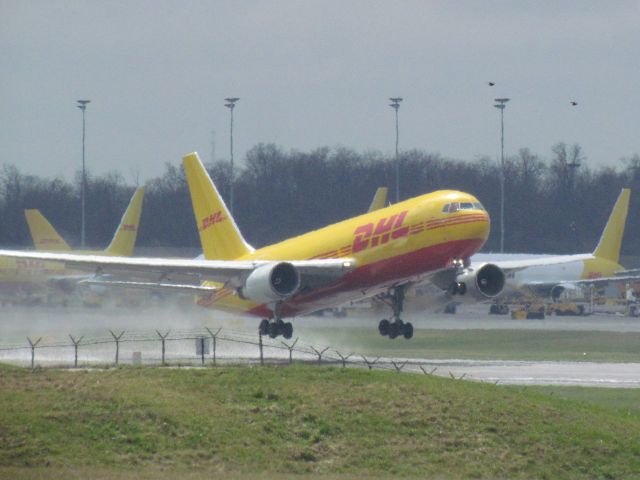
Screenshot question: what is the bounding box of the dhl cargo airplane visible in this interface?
[0,152,504,339]
[0,187,144,303]
[474,188,634,304]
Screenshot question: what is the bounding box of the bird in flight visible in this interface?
[488,82,495,86]
[571,101,578,106]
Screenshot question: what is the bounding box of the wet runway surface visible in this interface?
[1,304,639,388]
[394,358,640,388]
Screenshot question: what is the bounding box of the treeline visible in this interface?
[1,143,639,255]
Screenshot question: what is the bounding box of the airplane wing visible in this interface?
[0,249,355,294]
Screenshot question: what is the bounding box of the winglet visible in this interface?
[592,188,630,263]
[367,187,389,213]
[24,209,72,251]
[182,152,254,260]
[104,187,145,257]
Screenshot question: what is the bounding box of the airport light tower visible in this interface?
[77,99,91,249]
[494,97,509,253]
[224,97,239,215]
[389,97,403,203]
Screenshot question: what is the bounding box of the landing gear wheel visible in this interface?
[378,319,390,336]
[283,322,293,339]
[388,322,399,339]
[268,322,279,338]
[402,322,414,339]
[259,319,269,336]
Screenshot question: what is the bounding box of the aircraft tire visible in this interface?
[268,322,279,338]
[378,319,390,336]
[259,319,269,336]
[403,322,414,339]
[283,322,293,339]
[388,322,399,339]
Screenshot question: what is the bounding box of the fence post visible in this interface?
[361,355,380,371]
[27,337,41,370]
[310,346,329,365]
[69,335,83,368]
[199,336,205,365]
[109,330,125,366]
[280,338,298,364]
[258,332,264,366]
[205,327,222,366]
[391,360,407,373]
[334,351,353,368]
[156,330,170,366]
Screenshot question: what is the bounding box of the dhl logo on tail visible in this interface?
[199,211,227,231]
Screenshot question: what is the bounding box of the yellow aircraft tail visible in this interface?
[592,188,630,263]
[24,209,72,251]
[368,187,389,212]
[182,152,254,260]
[104,187,145,256]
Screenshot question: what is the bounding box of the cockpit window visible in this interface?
[442,201,485,213]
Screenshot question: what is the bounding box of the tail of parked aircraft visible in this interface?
[104,187,145,257]
[368,187,389,212]
[24,209,72,251]
[592,188,630,263]
[182,152,254,260]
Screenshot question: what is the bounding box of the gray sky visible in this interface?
[2,0,639,183]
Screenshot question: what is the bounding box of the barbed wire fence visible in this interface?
[0,327,471,379]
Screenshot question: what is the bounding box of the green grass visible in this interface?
[297,327,640,362]
[1,363,639,479]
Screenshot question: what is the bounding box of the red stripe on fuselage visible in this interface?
[247,237,485,319]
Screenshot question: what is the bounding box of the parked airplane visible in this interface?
[0,187,144,303]
[475,188,633,303]
[0,152,504,338]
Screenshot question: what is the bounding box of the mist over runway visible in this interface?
[1,303,638,388]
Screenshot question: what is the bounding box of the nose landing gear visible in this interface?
[377,286,413,339]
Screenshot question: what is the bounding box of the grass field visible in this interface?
[1,363,639,479]
[296,326,640,363]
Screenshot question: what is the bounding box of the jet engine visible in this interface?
[451,263,505,301]
[550,283,578,302]
[239,262,301,304]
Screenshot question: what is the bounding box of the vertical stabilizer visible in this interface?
[24,210,71,251]
[368,187,389,212]
[104,187,145,256]
[593,188,630,263]
[182,152,253,260]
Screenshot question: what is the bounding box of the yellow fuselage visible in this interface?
[198,190,490,318]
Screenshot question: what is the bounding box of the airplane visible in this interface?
[0,152,504,339]
[474,188,634,305]
[0,187,144,304]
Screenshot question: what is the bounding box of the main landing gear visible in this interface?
[259,319,294,339]
[377,286,413,340]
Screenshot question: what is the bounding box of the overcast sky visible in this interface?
[1,1,639,183]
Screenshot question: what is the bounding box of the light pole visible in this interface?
[224,97,239,215]
[494,97,509,253]
[389,97,403,203]
[77,99,90,249]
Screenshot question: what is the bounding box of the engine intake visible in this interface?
[240,262,301,303]
[453,263,505,300]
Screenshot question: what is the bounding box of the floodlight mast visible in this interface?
[224,97,239,215]
[76,99,91,249]
[389,97,403,203]
[493,97,510,253]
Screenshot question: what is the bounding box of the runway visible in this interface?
[1,304,638,388]
[396,358,640,388]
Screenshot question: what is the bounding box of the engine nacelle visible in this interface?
[239,262,301,304]
[550,283,578,302]
[453,263,505,301]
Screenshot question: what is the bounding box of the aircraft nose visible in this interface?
[470,212,491,240]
